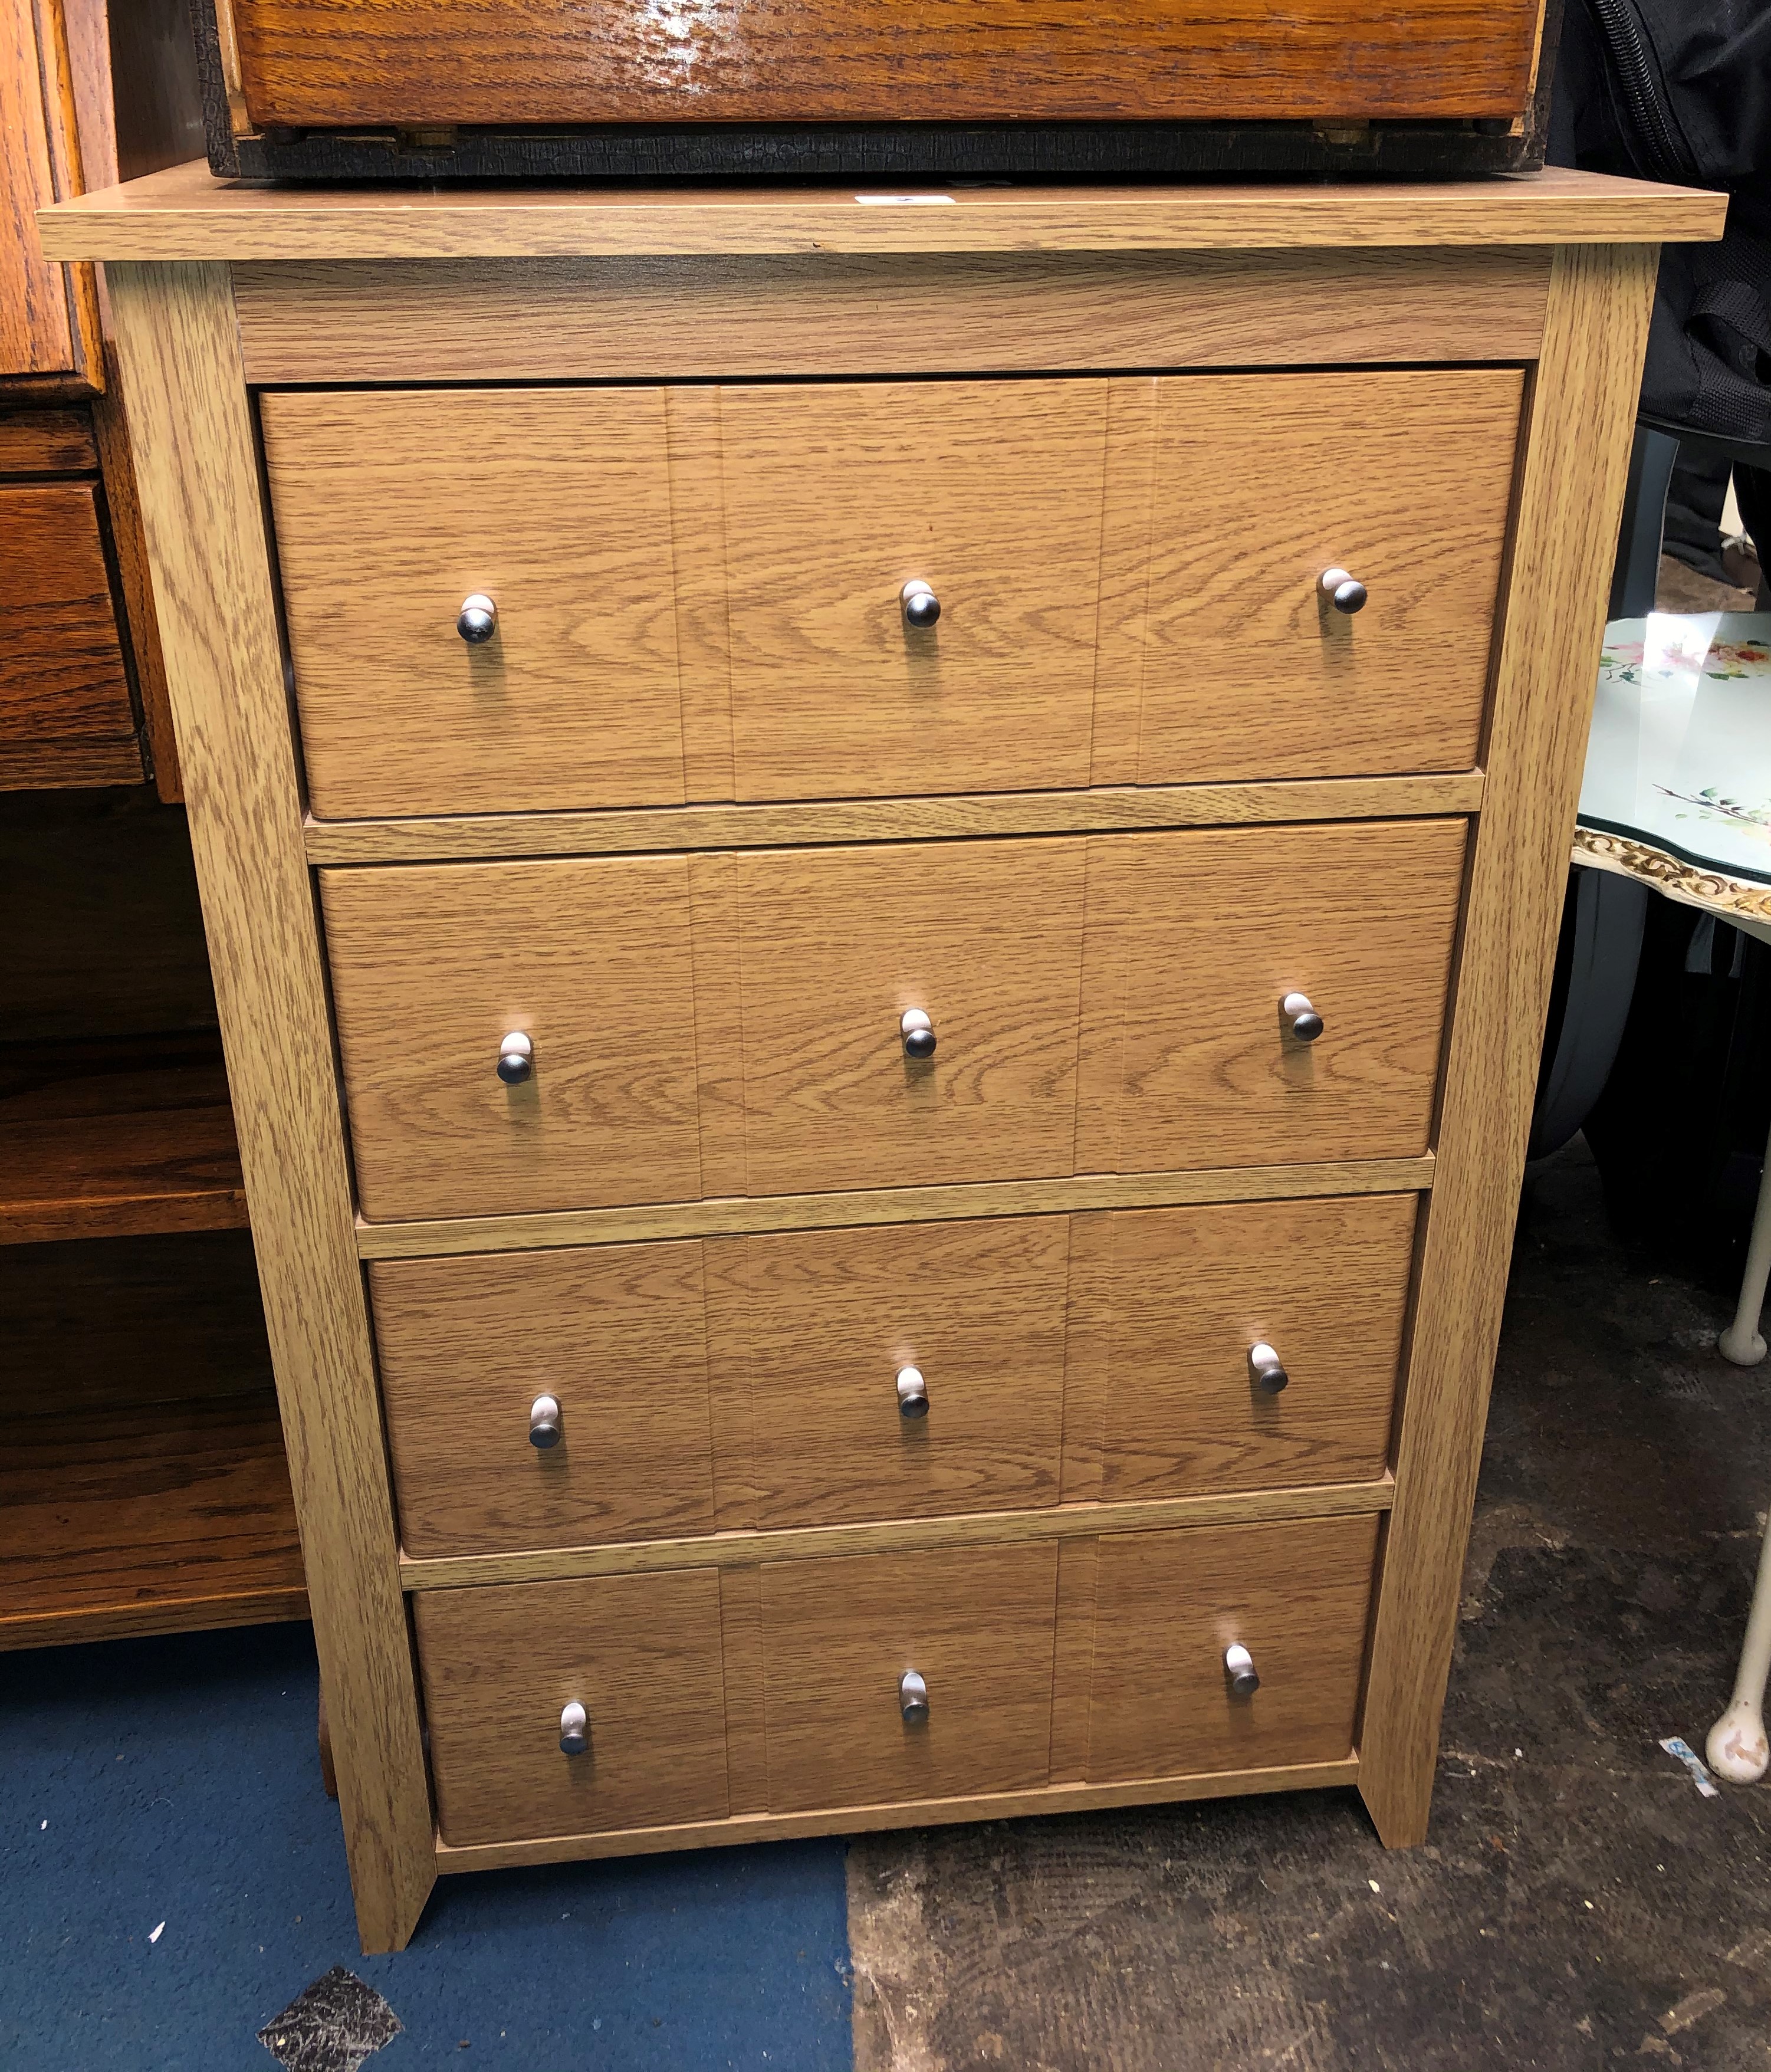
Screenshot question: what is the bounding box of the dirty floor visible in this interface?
[847,1141,1771,2071]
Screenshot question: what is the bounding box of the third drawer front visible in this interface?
[323,819,1465,1223]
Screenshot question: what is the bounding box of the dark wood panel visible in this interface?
[0,406,97,472]
[0,1227,274,1414]
[0,787,218,1043]
[231,0,1542,129]
[0,1391,305,1649]
[0,1035,247,1244]
[0,482,133,744]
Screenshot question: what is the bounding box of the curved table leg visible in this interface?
[1720,1111,1771,1366]
[1708,1506,1771,1782]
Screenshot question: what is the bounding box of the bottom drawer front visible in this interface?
[1086,1513,1378,1782]
[415,1570,730,1847]
[761,1544,1059,1814]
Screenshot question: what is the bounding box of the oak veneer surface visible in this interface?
[260,388,686,820]
[726,838,1090,1196]
[230,251,1554,388]
[1135,367,1524,784]
[228,0,1539,127]
[0,482,132,745]
[320,854,704,1222]
[760,1541,1059,1812]
[717,380,1109,802]
[415,1568,731,1846]
[1090,1194,1417,1503]
[720,1217,1072,1531]
[373,1240,718,1558]
[1086,1512,1379,1781]
[1077,819,1468,1172]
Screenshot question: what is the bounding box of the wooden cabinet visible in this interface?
[47,167,1716,1950]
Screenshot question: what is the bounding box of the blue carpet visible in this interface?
[1,1623,853,2071]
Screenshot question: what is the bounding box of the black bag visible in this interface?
[1552,1,1771,448]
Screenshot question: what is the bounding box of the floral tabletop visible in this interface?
[1576,613,1771,925]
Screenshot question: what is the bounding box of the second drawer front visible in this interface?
[760,1542,1060,1812]
[326,820,1462,1223]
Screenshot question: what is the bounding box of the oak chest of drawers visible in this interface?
[40,163,1724,1951]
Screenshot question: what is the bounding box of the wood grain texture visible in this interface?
[0,1037,247,1243]
[1358,243,1663,1850]
[1049,1536,1099,1782]
[37,165,1728,265]
[665,386,735,802]
[400,1475,1397,1591]
[0,403,96,469]
[0,481,133,746]
[320,855,704,1222]
[2,0,100,389]
[370,1241,716,1558]
[0,1389,306,1649]
[90,340,180,798]
[304,773,1486,866]
[229,249,1553,386]
[1086,1512,1379,1780]
[1096,1196,1417,1502]
[431,1755,1363,1870]
[356,1155,1437,1260]
[413,1568,730,1847]
[260,388,685,819]
[718,1563,768,1814]
[760,1542,1059,1812]
[718,380,1108,803]
[1076,820,1467,1173]
[730,838,1088,1195]
[1136,369,1523,783]
[225,0,1542,127]
[103,260,432,1952]
[0,735,142,788]
[717,1217,1072,1529]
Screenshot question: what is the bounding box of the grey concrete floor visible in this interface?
[847,1141,1771,2070]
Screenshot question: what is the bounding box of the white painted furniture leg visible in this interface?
[1719,1111,1771,1366]
[1707,1507,1771,1783]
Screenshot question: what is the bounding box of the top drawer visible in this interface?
[262,370,1521,820]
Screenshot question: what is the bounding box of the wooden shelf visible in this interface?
[0,1388,307,1649]
[0,1035,248,1244]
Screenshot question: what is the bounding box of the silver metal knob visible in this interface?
[1225,1644,1260,1699]
[901,1007,937,1059]
[899,1670,929,1723]
[559,1701,589,1755]
[530,1394,562,1449]
[497,1030,533,1085]
[896,1365,929,1419]
[1281,991,1323,1043]
[1319,567,1367,615]
[1248,1343,1289,1394]
[901,580,940,629]
[458,592,498,643]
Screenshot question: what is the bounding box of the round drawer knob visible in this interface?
[559,1701,589,1755]
[901,1007,937,1060]
[899,1669,930,1723]
[1224,1644,1260,1699]
[458,592,498,643]
[1248,1343,1289,1394]
[896,1365,929,1418]
[901,580,941,629]
[1281,991,1323,1043]
[497,1030,534,1085]
[1319,567,1368,615]
[530,1393,563,1449]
